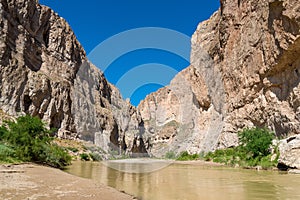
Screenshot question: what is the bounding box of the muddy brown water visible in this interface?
[65,159,300,200]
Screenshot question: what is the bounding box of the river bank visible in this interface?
[0,163,135,200]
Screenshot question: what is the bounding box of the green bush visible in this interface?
[0,143,20,163]
[204,127,277,169]
[67,147,79,153]
[38,144,72,168]
[238,127,274,157]
[89,152,102,161]
[0,126,7,138]
[205,148,242,165]
[0,115,71,168]
[177,151,200,161]
[80,153,90,161]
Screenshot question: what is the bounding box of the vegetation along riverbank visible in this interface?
[165,127,280,170]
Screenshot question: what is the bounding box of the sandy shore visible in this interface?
[0,164,135,200]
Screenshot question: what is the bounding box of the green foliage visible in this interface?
[0,126,7,138]
[238,127,274,157]
[0,143,20,163]
[176,151,200,161]
[0,115,71,168]
[89,152,102,161]
[67,147,79,153]
[165,151,176,159]
[204,127,278,169]
[205,148,238,165]
[80,153,90,161]
[37,144,72,168]
[259,154,276,169]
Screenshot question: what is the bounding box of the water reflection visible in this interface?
[103,159,173,173]
[65,161,300,200]
[244,180,278,199]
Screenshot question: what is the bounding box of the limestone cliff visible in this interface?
[0,0,146,154]
[138,0,300,159]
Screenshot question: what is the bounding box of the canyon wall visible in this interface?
[139,0,300,158]
[0,0,146,154]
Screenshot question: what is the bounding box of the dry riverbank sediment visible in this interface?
[0,164,135,200]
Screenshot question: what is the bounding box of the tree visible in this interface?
[238,127,274,158]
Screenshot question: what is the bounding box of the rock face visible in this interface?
[278,135,300,169]
[138,0,300,158]
[0,0,146,154]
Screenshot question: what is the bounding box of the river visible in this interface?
[65,159,300,200]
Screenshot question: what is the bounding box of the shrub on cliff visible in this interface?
[0,115,71,168]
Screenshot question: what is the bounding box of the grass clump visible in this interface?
[176,151,200,161]
[0,115,71,168]
[164,150,201,161]
[204,127,278,169]
[67,147,79,153]
[89,152,102,161]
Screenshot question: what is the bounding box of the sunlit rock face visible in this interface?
[279,135,300,169]
[138,0,300,158]
[0,0,146,154]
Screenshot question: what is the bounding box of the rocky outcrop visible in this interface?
[139,65,215,157]
[0,109,13,124]
[0,0,146,155]
[278,135,300,169]
[139,0,300,158]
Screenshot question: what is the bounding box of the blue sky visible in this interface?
[39,0,220,106]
